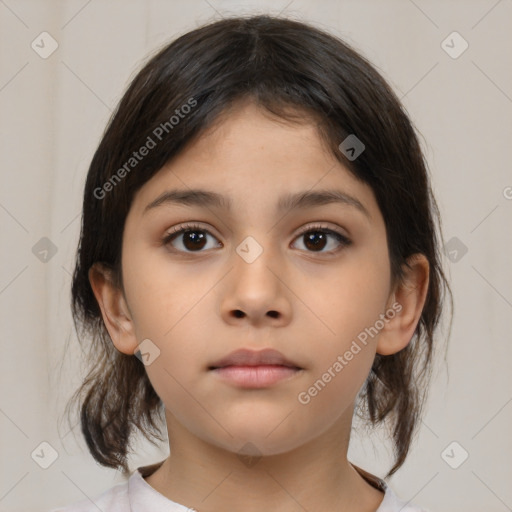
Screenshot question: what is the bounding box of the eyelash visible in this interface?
[161,222,352,255]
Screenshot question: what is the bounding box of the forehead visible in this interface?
[183,101,330,167]
[129,101,381,223]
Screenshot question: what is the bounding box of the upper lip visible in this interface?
[208,348,301,369]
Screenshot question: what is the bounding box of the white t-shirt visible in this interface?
[49,461,428,512]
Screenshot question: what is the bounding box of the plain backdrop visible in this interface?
[0,1,511,511]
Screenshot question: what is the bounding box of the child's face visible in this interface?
[116,101,397,456]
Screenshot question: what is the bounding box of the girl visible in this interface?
[54,14,450,512]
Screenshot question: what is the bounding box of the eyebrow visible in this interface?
[143,188,370,218]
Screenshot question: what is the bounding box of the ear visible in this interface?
[376,253,430,356]
[88,263,138,355]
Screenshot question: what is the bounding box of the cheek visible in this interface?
[292,300,378,442]
[294,249,390,398]
[301,252,390,343]
[134,308,213,429]
[122,243,210,339]
[297,349,374,420]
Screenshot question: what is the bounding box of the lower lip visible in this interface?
[210,365,301,388]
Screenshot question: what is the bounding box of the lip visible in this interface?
[208,348,303,389]
[211,365,302,388]
[208,348,301,369]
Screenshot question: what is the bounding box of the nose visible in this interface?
[220,241,292,328]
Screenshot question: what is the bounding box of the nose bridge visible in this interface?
[221,232,291,324]
[233,233,280,294]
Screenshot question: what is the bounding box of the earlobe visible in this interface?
[88,263,138,355]
[376,253,430,356]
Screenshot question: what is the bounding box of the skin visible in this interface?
[90,100,429,512]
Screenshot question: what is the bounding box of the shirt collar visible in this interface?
[129,460,390,511]
[128,461,194,512]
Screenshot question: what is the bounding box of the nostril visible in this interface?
[231,310,279,319]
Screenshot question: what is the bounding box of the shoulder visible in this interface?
[378,485,429,512]
[47,478,130,512]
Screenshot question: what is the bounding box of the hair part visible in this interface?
[66,13,452,478]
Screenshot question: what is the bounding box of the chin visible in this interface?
[205,419,311,459]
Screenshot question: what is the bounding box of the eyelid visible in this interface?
[294,222,350,240]
[162,222,219,244]
[164,221,349,238]
[166,221,213,236]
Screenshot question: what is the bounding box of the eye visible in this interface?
[162,222,351,254]
[292,224,352,254]
[162,223,222,253]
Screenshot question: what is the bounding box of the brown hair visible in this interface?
[65,14,452,478]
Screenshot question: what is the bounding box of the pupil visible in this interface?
[305,232,326,251]
[184,230,207,250]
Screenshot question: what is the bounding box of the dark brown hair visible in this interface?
[66,14,452,478]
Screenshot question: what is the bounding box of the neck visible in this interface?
[143,411,384,512]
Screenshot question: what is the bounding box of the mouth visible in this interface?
[210,365,302,388]
[208,348,303,388]
[208,347,302,369]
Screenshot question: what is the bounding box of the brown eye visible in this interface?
[303,231,328,251]
[163,224,221,252]
[179,230,208,251]
[292,227,351,254]
[162,223,351,255]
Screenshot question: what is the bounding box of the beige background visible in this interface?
[1,1,511,511]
